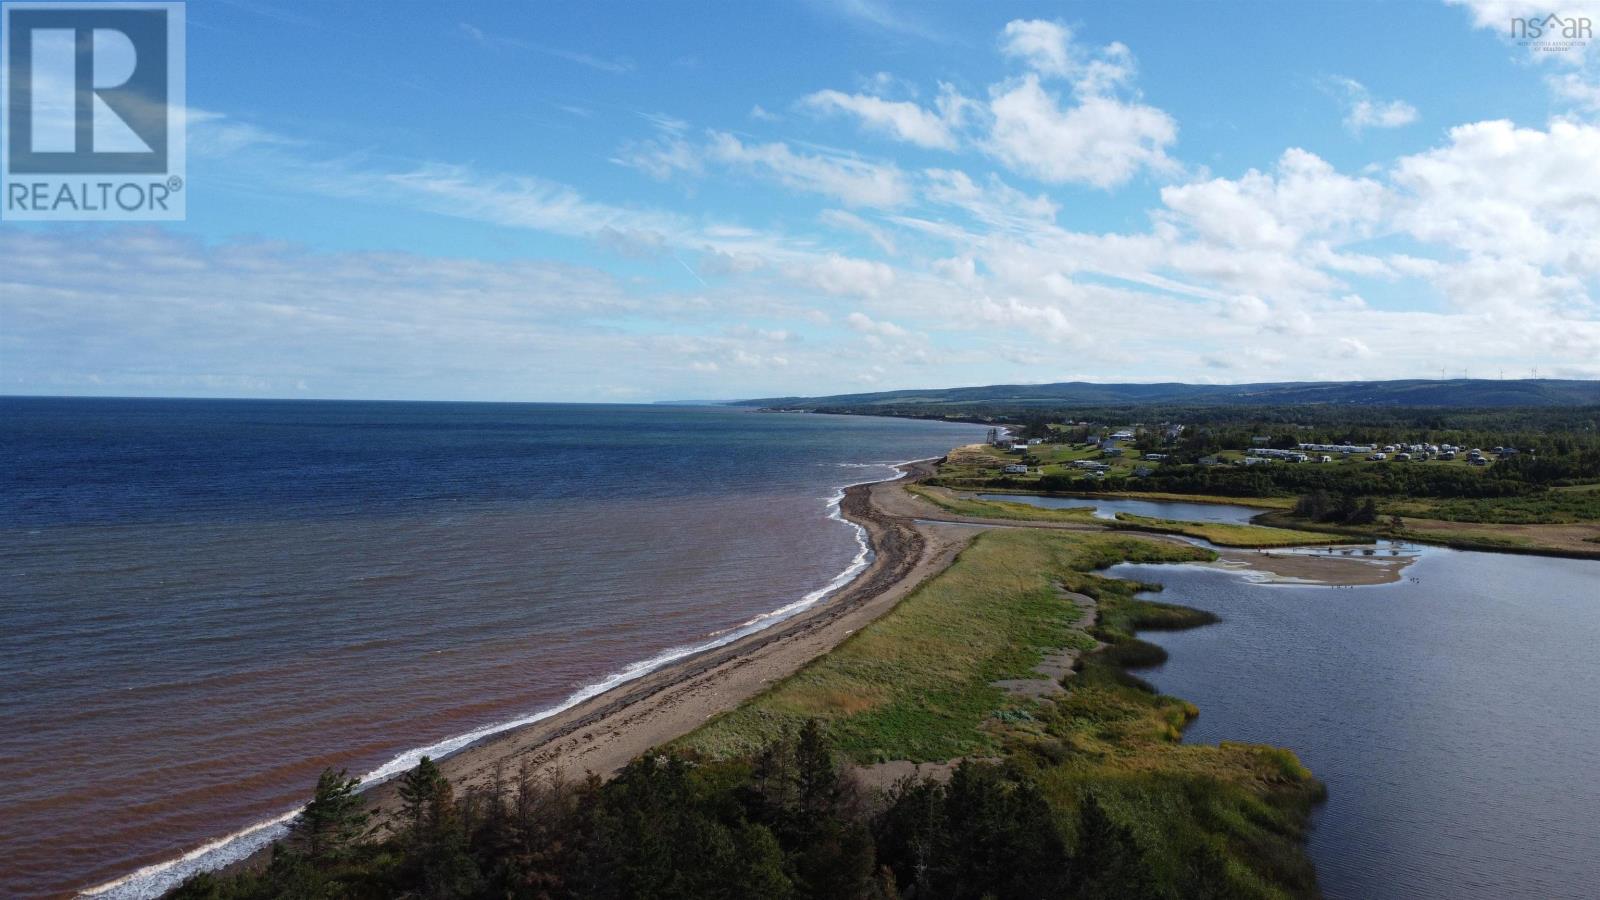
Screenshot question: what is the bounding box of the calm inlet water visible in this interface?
[0,399,988,899]
[976,492,1261,525]
[1107,515,1600,900]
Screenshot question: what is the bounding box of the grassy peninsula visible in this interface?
[172,517,1325,900]
[680,528,1325,898]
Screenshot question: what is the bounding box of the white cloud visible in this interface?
[845,311,910,337]
[985,74,1177,188]
[1160,148,1387,251]
[1328,77,1418,133]
[1390,119,1600,274]
[801,87,967,149]
[792,254,898,297]
[921,168,1058,232]
[706,132,912,207]
[820,209,899,254]
[1548,71,1600,111]
[1000,19,1074,77]
[794,19,1177,189]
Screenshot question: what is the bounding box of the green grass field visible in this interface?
[1108,513,1372,548]
[906,484,1101,523]
[678,527,1325,898]
[1387,484,1600,524]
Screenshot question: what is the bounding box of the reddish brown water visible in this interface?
[0,399,988,898]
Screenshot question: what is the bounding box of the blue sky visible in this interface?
[4,0,1600,400]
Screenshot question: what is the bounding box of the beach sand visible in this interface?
[226,456,1408,868]
[361,461,977,805]
[366,463,1410,803]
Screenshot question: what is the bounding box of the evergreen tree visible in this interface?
[1072,792,1156,900]
[287,768,370,864]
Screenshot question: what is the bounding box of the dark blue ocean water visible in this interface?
[0,398,987,899]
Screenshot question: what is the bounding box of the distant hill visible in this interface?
[736,379,1600,410]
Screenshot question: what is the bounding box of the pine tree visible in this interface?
[288,767,370,864]
[1072,791,1156,900]
[398,755,446,843]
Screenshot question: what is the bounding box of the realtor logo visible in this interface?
[2,1,185,220]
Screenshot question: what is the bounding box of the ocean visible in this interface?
[0,398,988,898]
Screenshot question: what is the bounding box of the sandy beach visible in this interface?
[360,460,977,805]
[200,451,1420,882]
[359,458,1409,815]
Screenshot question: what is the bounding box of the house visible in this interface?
[1143,453,1167,461]
[1002,464,1029,475]
[1009,443,1030,453]
[1102,447,1124,458]
[1198,455,1222,467]
[1239,456,1271,466]
[1111,429,1135,440]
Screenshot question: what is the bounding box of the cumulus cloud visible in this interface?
[845,311,910,337]
[794,18,1177,189]
[792,254,898,297]
[1390,119,1600,274]
[985,74,1177,188]
[1327,76,1418,133]
[1160,148,1387,251]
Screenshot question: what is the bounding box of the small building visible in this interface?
[1101,447,1124,458]
[1143,453,1167,461]
[1251,436,1271,446]
[1002,464,1029,475]
[1198,455,1221,467]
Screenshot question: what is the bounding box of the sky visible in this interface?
[3,0,1600,402]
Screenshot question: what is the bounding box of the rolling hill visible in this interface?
[737,379,1600,410]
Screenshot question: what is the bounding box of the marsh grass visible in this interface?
[680,526,1325,898]
[1108,513,1371,548]
[677,530,1208,763]
[906,484,1101,523]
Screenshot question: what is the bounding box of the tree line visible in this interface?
[170,721,1196,900]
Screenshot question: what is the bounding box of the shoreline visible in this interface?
[91,449,1412,897]
[86,458,966,898]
